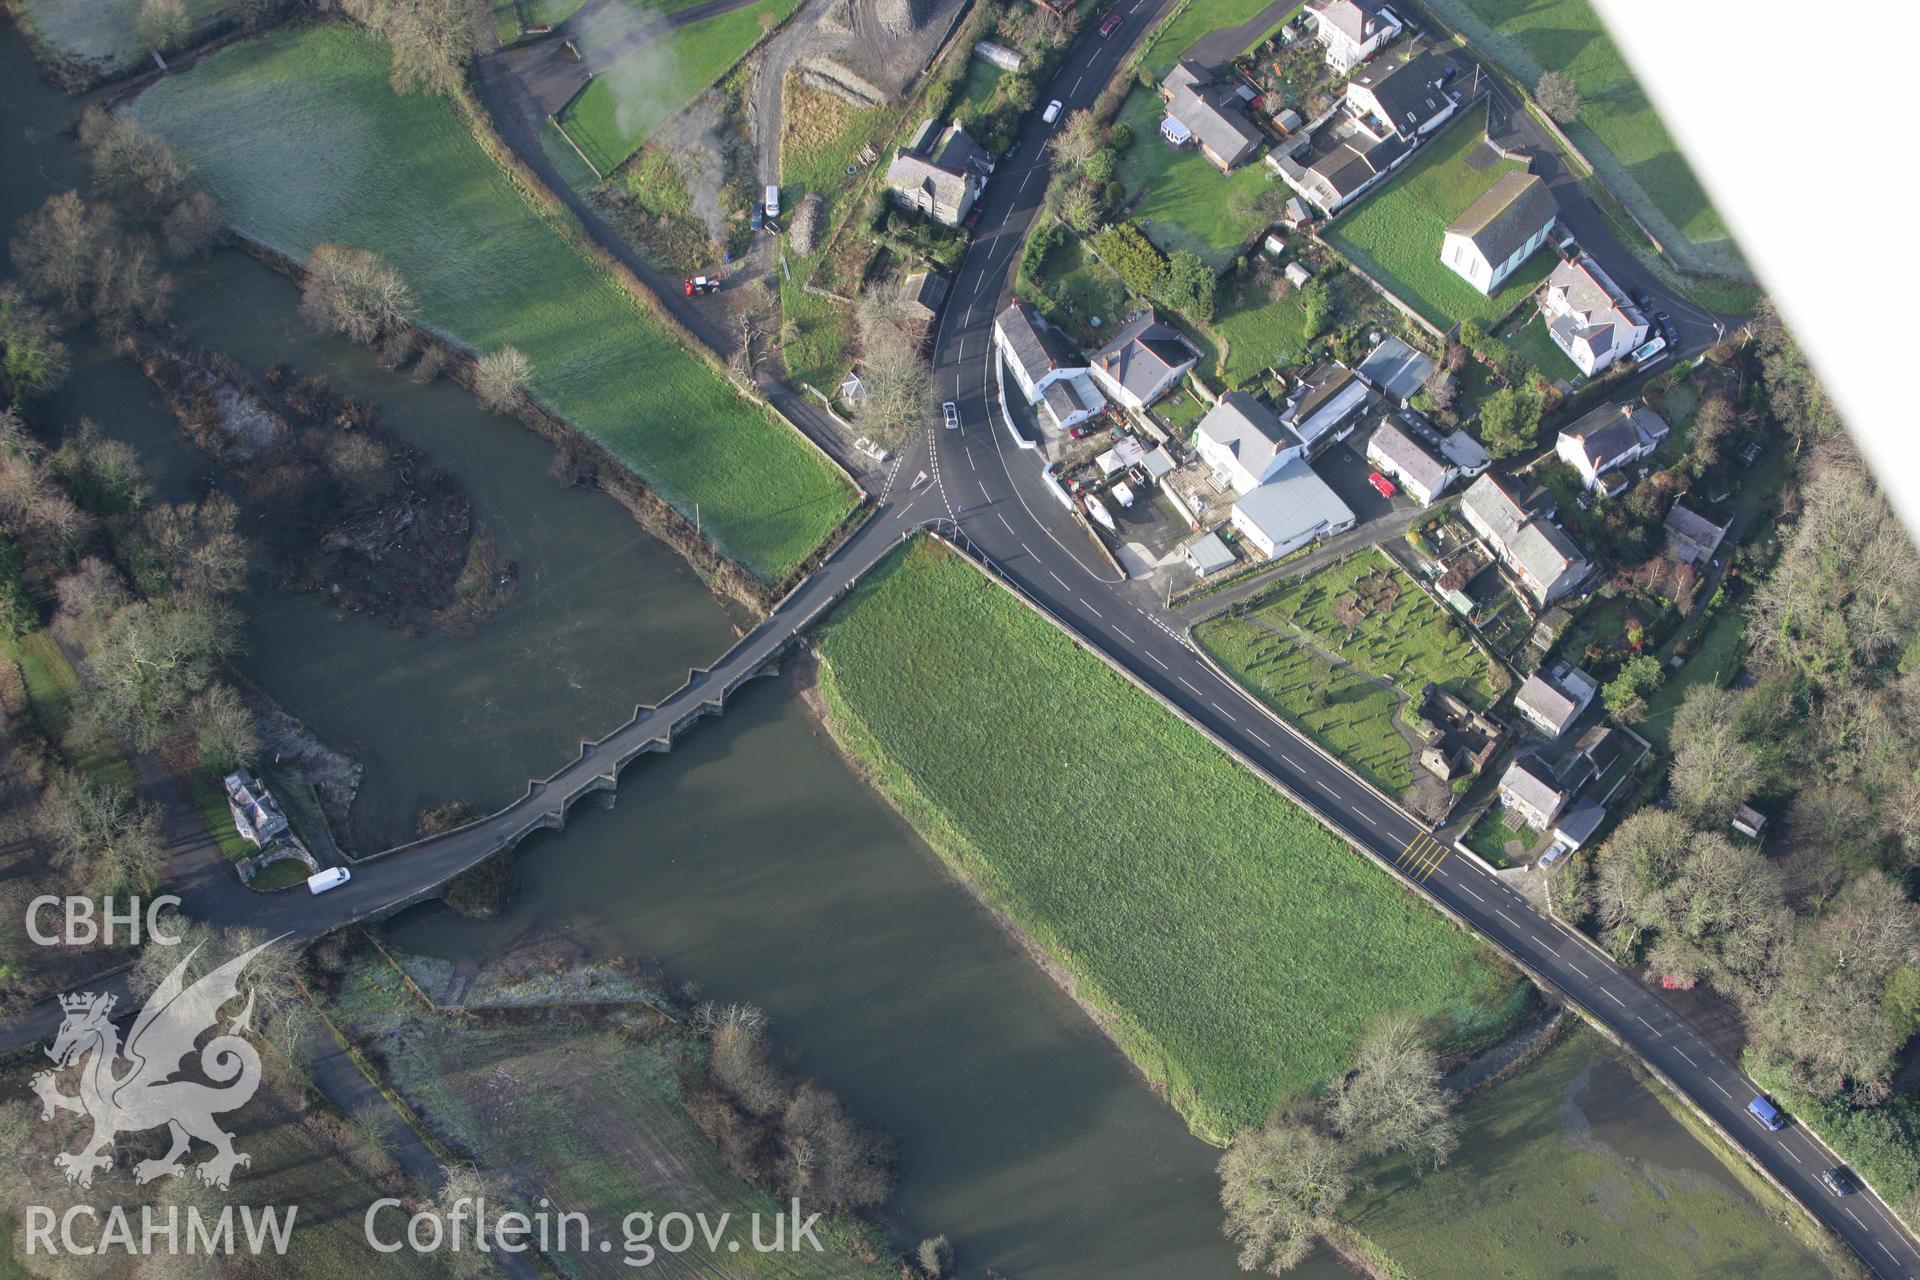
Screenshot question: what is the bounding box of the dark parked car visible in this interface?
[1656,311,1678,346]
[751,205,764,231]
[1822,1167,1857,1197]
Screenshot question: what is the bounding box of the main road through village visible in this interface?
[4,3,1904,1273]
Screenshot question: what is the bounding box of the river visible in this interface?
[1,30,1344,1279]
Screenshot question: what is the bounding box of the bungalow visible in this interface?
[1555,401,1669,492]
[1364,410,1457,505]
[1512,665,1597,737]
[993,300,1106,432]
[1279,361,1373,456]
[1461,473,1589,606]
[225,769,289,848]
[1303,0,1404,71]
[884,120,993,227]
[1231,458,1357,560]
[1160,59,1265,173]
[1540,254,1648,376]
[1663,501,1731,566]
[1499,754,1568,830]
[1088,310,1200,410]
[1441,171,1557,295]
[1195,391,1305,494]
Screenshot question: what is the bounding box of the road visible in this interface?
[905,3,1915,1275]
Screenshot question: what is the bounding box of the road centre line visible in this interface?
[1349,805,1376,828]
[966,446,976,470]
[1112,625,1134,643]
[1213,703,1236,722]
[1049,570,1070,588]
[1179,676,1203,695]
[1848,1207,1865,1228]
[1496,909,1519,927]
[1458,884,1483,902]
[1637,1016,1658,1034]
[1147,650,1168,669]
[1245,727,1270,747]
[1603,989,1626,1006]
[998,513,1013,533]
[1021,542,1035,558]
[1711,1079,1732,1099]
[1079,598,1103,617]
[1674,1048,1696,1067]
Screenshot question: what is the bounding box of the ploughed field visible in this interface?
[814,538,1522,1142]
[134,24,856,581]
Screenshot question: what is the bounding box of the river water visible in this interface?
[2,32,1343,1278]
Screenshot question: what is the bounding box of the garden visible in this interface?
[1207,253,1324,388]
[816,537,1522,1142]
[136,25,857,581]
[1323,107,1553,329]
[1112,87,1277,270]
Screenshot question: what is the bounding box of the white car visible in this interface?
[1042,99,1063,124]
[307,866,351,895]
[943,402,961,430]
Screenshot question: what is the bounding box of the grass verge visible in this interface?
[135,24,855,581]
[813,537,1521,1141]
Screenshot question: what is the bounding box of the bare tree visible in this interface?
[1049,109,1103,173]
[193,682,259,774]
[1668,685,1761,822]
[473,345,532,411]
[136,0,191,51]
[855,290,933,444]
[78,107,187,220]
[342,0,488,97]
[11,191,108,314]
[1218,1118,1352,1274]
[0,290,71,403]
[300,244,413,346]
[1327,1011,1458,1168]
[39,771,164,897]
[162,192,226,259]
[1535,70,1579,124]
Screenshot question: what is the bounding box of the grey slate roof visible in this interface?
[1041,376,1097,425]
[1462,473,1532,544]
[1555,799,1607,846]
[1348,47,1460,137]
[1090,310,1199,403]
[1501,754,1566,816]
[1355,335,1435,401]
[1283,362,1371,447]
[1545,256,1644,355]
[1577,724,1622,774]
[1510,520,1588,596]
[886,152,972,212]
[995,300,1081,385]
[1560,401,1670,473]
[1664,501,1729,562]
[1447,171,1556,265]
[1514,671,1581,734]
[1367,416,1451,496]
[932,122,993,176]
[1233,457,1356,547]
[900,270,947,319]
[1306,0,1399,45]
[1198,391,1302,477]
[1165,82,1264,166]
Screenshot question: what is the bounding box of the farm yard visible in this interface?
[1112,87,1275,270]
[1341,1028,1846,1278]
[134,25,856,581]
[816,538,1522,1142]
[1196,551,1507,801]
[1420,0,1745,278]
[558,0,800,175]
[1323,107,1552,329]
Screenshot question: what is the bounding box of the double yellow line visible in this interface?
[1396,830,1449,882]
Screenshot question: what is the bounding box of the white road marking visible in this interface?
[1711,1079,1732,1099]
[1049,570,1070,588]
[1349,805,1376,828]
[1785,1144,1804,1166]
[966,446,976,471]
[1079,598,1103,618]
[1603,989,1626,1007]
[998,513,1014,534]
[1021,542,1035,558]
[1847,1207,1865,1228]
[1112,625,1134,643]
[1213,703,1236,722]
[1178,676,1203,695]
[1495,909,1519,927]
[1458,884,1484,902]
[1147,651,1169,669]
[1246,727,1270,747]
[1674,1048,1697,1067]
[1637,1015,1658,1034]
[1566,961,1588,979]
[1020,170,1034,193]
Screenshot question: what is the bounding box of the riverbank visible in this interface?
[805,536,1525,1144]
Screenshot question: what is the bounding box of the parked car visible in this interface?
[1629,287,1652,311]
[1822,1167,1857,1197]
[764,184,780,218]
[1368,471,1397,499]
[1042,99,1064,124]
[1656,311,1678,346]
[1748,1095,1787,1131]
[1069,421,1101,439]
[1099,11,1123,36]
[751,204,764,231]
[684,275,720,296]
[307,866,351,895]
[943,401,960,431]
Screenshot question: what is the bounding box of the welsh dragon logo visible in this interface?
[31,939,279,1190]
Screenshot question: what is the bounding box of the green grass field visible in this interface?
[1324,108,1552,328]
[18,0,236,71]
[1196,552,1504,798]
[1420,0,1741,277]
[1342,1028,1845,1278]
[1113,87,1273,270]
[1209,267,1315,387]
[559,0,799,174]
[815,538,1521,1141]
[136,25,854,580]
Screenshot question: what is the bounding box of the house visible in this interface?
[1279,361,1373,456]
[1439,429,1490,479]
[1572,723,1622,776]
[1160,59,1265,173]
[1355,335,1435,403]
[1342,47,1463,142]
[1461,473,1589,606]
[1540,254,1648,376]
[1271,124,1411,214]
[224,770,289,848]
[898,270,948,327]
[1499,754,1568,829]
[1195,392,1305,493]
[1088,310,1200,410]
[1441,171,1557,295]
[1365,411,1456,504]
[1186,529,1237,575]
[1231,458,1357,559]
[884,120,993,227]
[1512,665,1597,737]
[1303,0,1403,71]
[1555,401,1670,492]
[993,300,1106,432]
[1553,799,1607,851]
[1664,501,1731,566]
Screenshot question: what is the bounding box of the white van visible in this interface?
[307,866,351,895]
[764,185,780,219]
